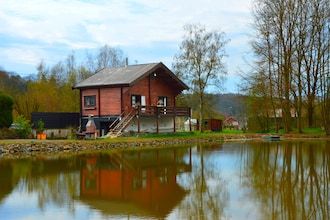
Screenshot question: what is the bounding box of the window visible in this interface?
[131,95,141,107]
[157,96,167,107]
[131,95,146,107]
[84,95,96,108]
[132,170,147,190]
[158,168,169,184]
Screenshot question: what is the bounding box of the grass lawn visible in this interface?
[0,130,247,144]
[136,129,244,138]
[256,127,326,136]
[1,128,327,145]
[301,127,325,134]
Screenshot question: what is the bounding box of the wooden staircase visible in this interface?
[110,152,136,170]
[106,109,136,138]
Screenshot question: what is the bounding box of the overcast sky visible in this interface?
[0,0,254,92]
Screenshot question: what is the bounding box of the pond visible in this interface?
[0,140,329,219]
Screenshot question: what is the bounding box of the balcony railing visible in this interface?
[135,106,190,117]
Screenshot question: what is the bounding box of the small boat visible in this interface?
[262,135,281,141]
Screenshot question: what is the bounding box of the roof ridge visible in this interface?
[127,62,160,67]
[100,62,160,70]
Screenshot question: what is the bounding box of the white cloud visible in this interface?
[0,0,254,82]
[0,0,253,47]
[0,46,44,65]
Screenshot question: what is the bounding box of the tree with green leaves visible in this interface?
[0,92,14,128]
[13,115,32,138]
[174,24,228,131]
[3,44,127,120]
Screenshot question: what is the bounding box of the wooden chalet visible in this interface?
[73,62,190,137]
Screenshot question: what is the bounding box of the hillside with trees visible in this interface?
[0,45,126,121]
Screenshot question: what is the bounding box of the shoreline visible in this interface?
[0,133,329,158]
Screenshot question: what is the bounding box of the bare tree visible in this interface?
[36,60,48,81]
[174,24,227,131]
[96,45,125,70]
[319,6,330,135]
[248,0,330,133]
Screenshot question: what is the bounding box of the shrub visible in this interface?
[36,119,45,134]
[0,92,14,128]
[13,115,32,138]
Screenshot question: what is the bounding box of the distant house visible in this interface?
[223,116,239,129]
[73,62,190,137]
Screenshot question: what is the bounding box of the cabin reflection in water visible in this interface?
[79,148,192,218]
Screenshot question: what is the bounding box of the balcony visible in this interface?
[136,106,191,117]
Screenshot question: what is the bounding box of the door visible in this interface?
[131,95,141,107]
[157,96,167,114]
[141,96,146,111]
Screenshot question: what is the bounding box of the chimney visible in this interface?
[86,115,96,134]
[125,57,128,67]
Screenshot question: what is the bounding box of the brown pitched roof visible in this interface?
[73,62,189,91]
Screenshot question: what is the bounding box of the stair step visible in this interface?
[107,110,136,138]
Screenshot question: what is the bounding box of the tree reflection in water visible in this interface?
[0,157,81,214]
[0,147,194,219]
[177,143,229,220]
[240,141,330,220]
[1,141,329,219]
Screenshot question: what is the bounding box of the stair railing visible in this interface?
[108,110,127,130]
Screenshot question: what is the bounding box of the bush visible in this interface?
[13,115,32,138]
[36,119,45,134]
[0,92,14,128]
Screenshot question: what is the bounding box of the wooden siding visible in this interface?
[122,73,179,112]
[100,87,121,115]
[81,88,98,116]
[81,88,121,117]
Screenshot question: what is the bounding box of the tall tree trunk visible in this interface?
[307,100,314,128]
[199,92,203,132]
[283,64,292,132]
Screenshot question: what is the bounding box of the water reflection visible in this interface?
[176,144,228,220]
[0,141,329,219]
[240,141,330,220]
[0,157,80,212]
[0,147,193,219]
[79,149,192,219]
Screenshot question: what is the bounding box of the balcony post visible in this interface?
[137,107,140,133]
[156,106,159,133]
[173,107,176,132]
[189,108,192,132]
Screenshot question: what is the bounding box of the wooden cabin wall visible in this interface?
[81,88,121,117]
[122,73,179,112]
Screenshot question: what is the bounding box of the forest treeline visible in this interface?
[244,0,330,134]
[0,45,126,120]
